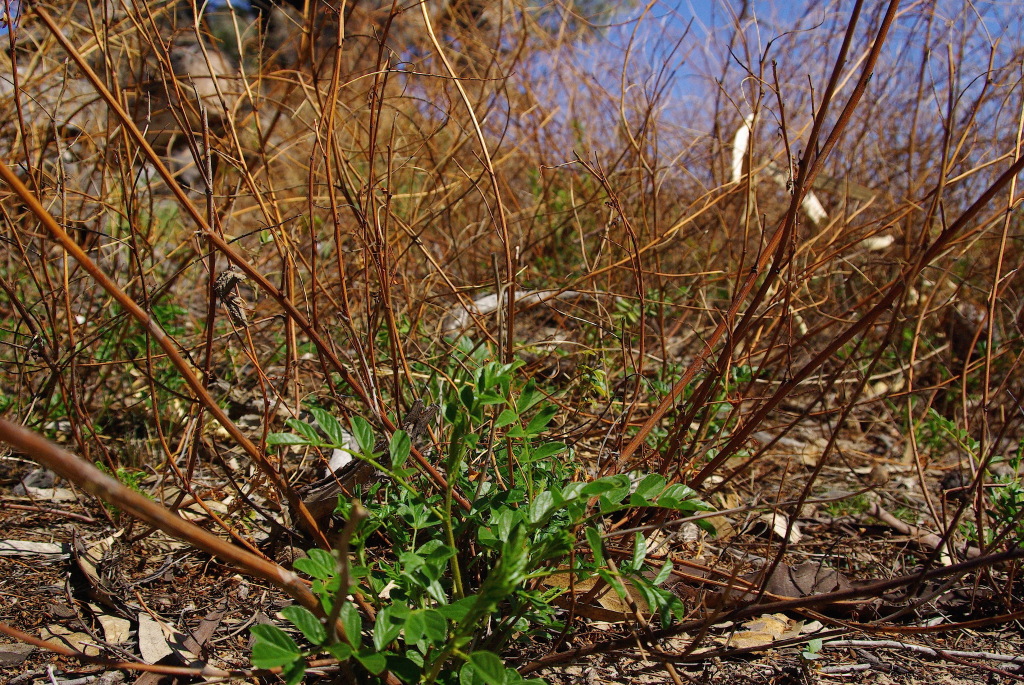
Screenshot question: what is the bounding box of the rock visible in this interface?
[0,641,35,665]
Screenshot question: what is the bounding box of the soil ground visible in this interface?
[3,421,1022,684]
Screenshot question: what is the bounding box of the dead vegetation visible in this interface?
[1,0,1024,682]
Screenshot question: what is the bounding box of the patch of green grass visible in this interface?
[823,492,870,518]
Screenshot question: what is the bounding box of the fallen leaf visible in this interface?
[741,613,790,638]
[0,540,70,559]
[40,625,100,656]
[745,512,802,544]
[716,562,857,613]
[138,614,173,664]
[545,571,650,622]
[137,613,198,665]
[763,561,852,598]
[724,631,776,649]
[98,614,131,644]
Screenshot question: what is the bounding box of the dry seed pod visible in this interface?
[214,268,250,326]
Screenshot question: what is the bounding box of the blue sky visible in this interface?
[0,0,20,37]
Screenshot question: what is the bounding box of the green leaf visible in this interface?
[695,517,718,535]
[652,559,673,585]
[495,409,519,428]
[281,659,306,685]
[405,609,447,646]
[460,384,476,410]
[389,429,411,469]
[630,532,647,571]
[339,602,362,645]
[281,605,326,646]
[585,527,605,565]
[293,548,336,581]
[455,529,529,639]
[309,406,347,447]
[477,391,507,406]
[266,432,311,446]
[524,405,558,435]
[387,653,423,683]
[373,605,408,651]
[660,483,698,502]
[285,418,323,444]
[527,442,566,462]
[603,476,633,503]
[436,596,476,621]
[633,474,666,503]
[527,490,560,526]
[460,661,480,685]
[399,551,425,574]
[356,649,388,675]
[580,477,623,497]
[325,642,353,661]
[596,568,628,601]
[467,651,506,685]
[802,637,824,660]
[516,382,544,414]
[561,482,586,500]
[250,624,301,669]
[351,415,375,454]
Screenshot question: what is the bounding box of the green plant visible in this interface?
[917,408,980,458]
[988,453,1024,547]
[253,348,714,683]
[822,492,870,518]
[800,637,824,662]
[95,462,148,494]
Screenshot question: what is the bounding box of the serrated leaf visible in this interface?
[281,605,326,646]
[389,429,411,469]
[356,649,388,675]
[350,415,375,454]
[309,406,347,447]
[292,548,336,581]
[250,624,301,669]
